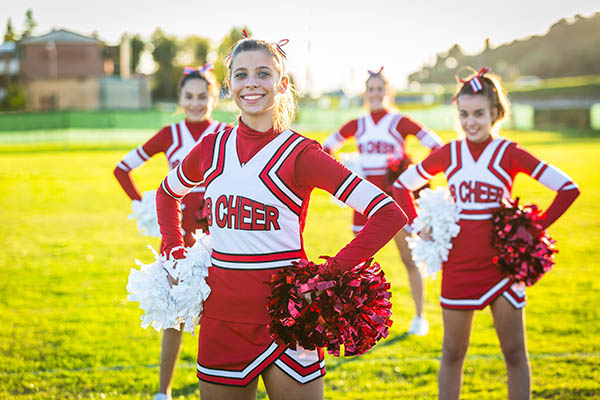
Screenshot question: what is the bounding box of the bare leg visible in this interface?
[199,378,259,400]
[438,308,474,400]
[159,326,183,396]
[393,229,424,317]
[490,296,531,400]
[262,364,324,400]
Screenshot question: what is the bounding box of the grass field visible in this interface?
[0,128,598,399]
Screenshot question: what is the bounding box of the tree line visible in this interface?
[408,12,600,85]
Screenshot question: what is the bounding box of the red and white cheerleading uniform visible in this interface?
[393,136,580,310]
[114,119,229,245]
[156,119,407,386]
[323,109,442,233]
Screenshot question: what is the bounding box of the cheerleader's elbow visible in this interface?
[396,206,409,231]
[377,202,408,232]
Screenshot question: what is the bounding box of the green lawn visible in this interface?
[0,129,598,399]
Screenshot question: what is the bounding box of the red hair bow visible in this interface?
[225,30,290,63]
[275,39,289,58]
[458,67,491,93]
[368,66,384,76]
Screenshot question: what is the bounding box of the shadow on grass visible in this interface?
[172,381,199,398]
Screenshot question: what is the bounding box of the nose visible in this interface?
[245,76,259,88]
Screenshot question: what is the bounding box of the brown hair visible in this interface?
[178,69,220,102]
[454,68,510,129]
[226,38,296,132]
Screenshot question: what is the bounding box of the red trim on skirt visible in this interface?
[196,316,326,387]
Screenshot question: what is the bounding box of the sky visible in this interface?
[4,1,599,95]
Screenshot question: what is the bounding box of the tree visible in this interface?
[0,83,27,111]
[4,18,16,42]
[213,26,252,84]
[130,34,145,73]
[193,37,210,65]
[22,9,36,38]
[179,35,211,66]
[150,28,181,100]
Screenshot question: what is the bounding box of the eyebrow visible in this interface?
[459,108,486,112]
[233,65,272,73]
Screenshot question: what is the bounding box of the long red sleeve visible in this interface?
[501,143,580,229]
[157,134,215,255]
[295,145,407,270]
[115,121,218,202]
[538,189,580,229]
[114,167,143,201]
[114,127,172,201]
[156,186,184,254]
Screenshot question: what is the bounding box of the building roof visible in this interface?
[20,29,101,45]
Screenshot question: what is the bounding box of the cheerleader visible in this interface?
[114,65,229,400]
[393,68,580,400]
[156,34,408,399]
[322,68,443,335]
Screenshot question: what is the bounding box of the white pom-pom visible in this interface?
[406,187,461,279]
[330,152,364,208]
[127,233,212,334]
[129,190,161,238]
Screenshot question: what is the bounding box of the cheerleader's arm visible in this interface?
[393,115,443,151]
[156,135,213,256]
[113,127,172,201]
[391,144,451,226]
[322,119,358,154]
[295,144,407,271]
[505,143,581,229]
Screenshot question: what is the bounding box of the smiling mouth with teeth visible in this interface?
[243,95,263,100]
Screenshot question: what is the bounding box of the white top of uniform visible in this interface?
[354,113,405,175]
[203,128,306,270]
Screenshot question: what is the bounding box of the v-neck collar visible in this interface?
[465,137,494,163]
[231,127,287,169]
[235,118,282,167]
[369,109,388,125]
[184,119,212,142]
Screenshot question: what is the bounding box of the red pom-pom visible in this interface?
[491,198,557,286]
[385,154,412,186]
[267,258,393,357]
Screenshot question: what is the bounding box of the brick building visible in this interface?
[17,29,149,111]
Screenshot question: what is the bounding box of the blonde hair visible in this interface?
[454,68,510,137]
[226,38,297,132]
